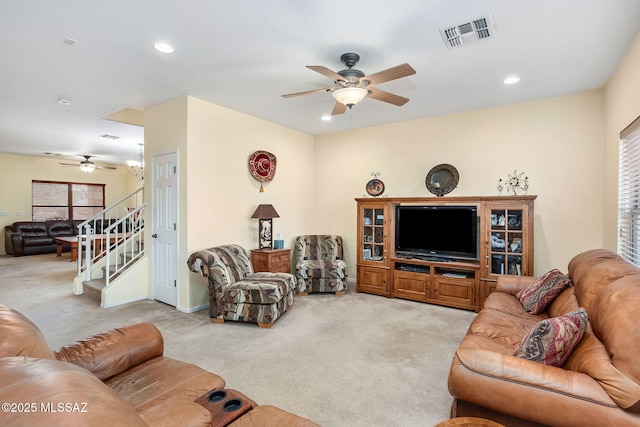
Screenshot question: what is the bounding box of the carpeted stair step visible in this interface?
[82,279,105,302]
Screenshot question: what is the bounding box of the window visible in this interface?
[32,181,105,221]
[618,116,640,266]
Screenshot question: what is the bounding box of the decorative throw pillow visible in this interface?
[516,269,572,314]
[513,308,588,366]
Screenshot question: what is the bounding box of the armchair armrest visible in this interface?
[54,323,164,381]
[187,249,215,277]
[495,274,537,296]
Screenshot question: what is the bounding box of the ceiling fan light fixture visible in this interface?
[80,163,96,173]
[153,42,174,54]
[332,87,368,107]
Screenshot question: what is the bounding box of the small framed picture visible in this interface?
[363,249,372,260]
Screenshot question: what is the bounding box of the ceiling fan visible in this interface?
[59,155,116,173]
[282,52,416,115]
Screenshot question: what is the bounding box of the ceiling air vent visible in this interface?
[440,16,494,49]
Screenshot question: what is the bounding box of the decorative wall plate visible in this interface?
[425,163,459,197]
[365,178,385,197]
[248,151,276,191]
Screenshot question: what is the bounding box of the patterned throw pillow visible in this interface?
[513,308,588,366]
[516,269,572,314]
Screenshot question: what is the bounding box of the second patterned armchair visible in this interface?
[294,235,348,295]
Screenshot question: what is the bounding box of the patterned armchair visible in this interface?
[294,235,348,295]
[187,244,296,328]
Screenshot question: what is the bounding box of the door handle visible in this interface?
[152,234,158,238]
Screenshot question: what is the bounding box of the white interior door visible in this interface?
[151,151,178,306]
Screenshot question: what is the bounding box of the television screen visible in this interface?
[395,205,478,261]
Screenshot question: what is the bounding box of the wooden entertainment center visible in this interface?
[355,196,536,311]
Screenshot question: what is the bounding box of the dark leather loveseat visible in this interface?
[4,220,83,256]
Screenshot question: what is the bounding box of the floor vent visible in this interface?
[440,15,494,49]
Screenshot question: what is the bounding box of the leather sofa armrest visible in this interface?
[54,323,164,381]
[0,357,148,426]
[496,274,537,296]
[5,229,23,255]
[449,346,615,410]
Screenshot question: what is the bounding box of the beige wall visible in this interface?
[315,91,606,276]
[145,96,315,312]
[0,153,131,254]
[603,33,640,249]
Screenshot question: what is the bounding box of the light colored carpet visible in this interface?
[0,253,476,427]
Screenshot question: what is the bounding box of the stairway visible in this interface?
[74,188,147,306]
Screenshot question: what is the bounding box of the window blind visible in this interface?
[32,181,105,221]
[618,116,640,266]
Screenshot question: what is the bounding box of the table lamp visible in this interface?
[250,204,279,249]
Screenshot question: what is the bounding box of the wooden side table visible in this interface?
[251,248,291,273]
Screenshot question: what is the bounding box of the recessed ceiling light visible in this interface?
[321,115,332,121]
[504,76,520,85]
[153,42,174,54]
[57,97,72,106]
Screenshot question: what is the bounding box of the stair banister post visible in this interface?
[85,225,93,281]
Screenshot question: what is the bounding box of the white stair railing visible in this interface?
[76,188,145,283]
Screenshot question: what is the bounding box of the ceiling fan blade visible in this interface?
[332,102,347,115]
[362,63,416,86]
[95,165,117,170]
[306,65,345,82]
[281,87,332,98]
[368,88,410,106]
[59,163,80,167]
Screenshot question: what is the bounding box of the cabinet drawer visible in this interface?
[273,254,290,264]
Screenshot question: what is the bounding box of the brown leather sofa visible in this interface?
[448,249,640,426]
[4,220,82,256]
[0,304,319,426]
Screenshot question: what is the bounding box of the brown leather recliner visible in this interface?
[0,304,319,426]
[448,249,640,426]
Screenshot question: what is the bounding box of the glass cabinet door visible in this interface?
[488,207,524,277]
[362,206,386,264]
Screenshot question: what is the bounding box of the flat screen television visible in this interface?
[395,205,478,261]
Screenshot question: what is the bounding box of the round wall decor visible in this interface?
[425,163,459,197]
[366,178,385,197]
[248,150,276,192]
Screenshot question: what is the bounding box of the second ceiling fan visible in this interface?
[282,52,416,115]
[59,155,116,173]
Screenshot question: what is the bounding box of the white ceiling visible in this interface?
[1,1,639,166]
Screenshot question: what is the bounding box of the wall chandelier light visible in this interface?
[127,143,144,180]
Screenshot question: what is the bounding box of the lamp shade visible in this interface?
[332,87,368,106]
[251,204,279,219]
